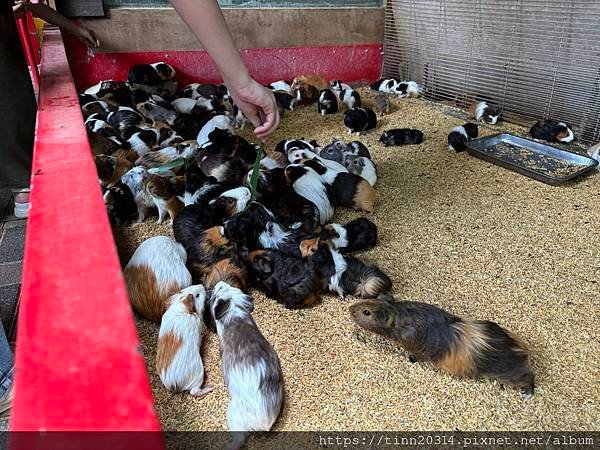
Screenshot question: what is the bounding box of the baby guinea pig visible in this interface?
[343,155,377,186]
[344,107,377,135]
[338,88,361,109]
[448,123,479,152]
[350,293,535,399]
[210,281,284,450]
[95,154,133,189]
[317,89,338,115]
[103,182,137,226]
[529,120,574,144]
[379,128,424,146]
[323,217,378,253]
[295,85,320,106]
[156,285,213,398]
[469,101,501,125]
[145,174,184,224]
[128,62,176,85]
[319,140,347,164]
[123,236,192,323]
[375,93,391,116]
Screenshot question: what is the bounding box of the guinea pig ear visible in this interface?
[213,298,231,321]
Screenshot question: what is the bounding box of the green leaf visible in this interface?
[153,157,186,173]
[248,144,263,205]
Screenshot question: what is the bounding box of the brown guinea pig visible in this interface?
[111,148,139,164]
[203,256,247,292]
[291,75,330,92]
[144,174,184,224]
[94,154,133,188]
[87,130,120,156]
[349,293,535,399]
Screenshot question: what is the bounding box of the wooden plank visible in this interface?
[84,7,384,52]
[9,29,163,441]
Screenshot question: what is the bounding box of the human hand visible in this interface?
[74,26,100,48]
[227,78,280,141]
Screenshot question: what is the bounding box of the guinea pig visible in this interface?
[375,92,391,116]
[121,166,155,222]
[330,80,351,92]
[144,174,184,224]
[345,141,371,159]
[136,143,195,169]
[107,106,148,140]
[180,83,219,100]
[331,172,377,213]
[136,101,176,126]
[246,249,322,309]
[199,154,247,186]
[86,117,120,141]
[173,111,214,140]
[393,81,421,98]
[350,293,535,399]
[588,142,600,169]
[529,120,574,143]
[379,128,424,146]
[187,226,236,282]
[284,164,335,225]
[369,78,401,93]
[128,62,176,85]
[157,284,213,398]
[86,80,133,107]
[87,129,121,156]
[291,74,330,92]
[123,236,192,323]
[127,128,163,157]
[343,155,377,186]
[210,281,284,450]
[158,129,185,149]
[311,243,392,299]
[317,89,338,115]
[222,201,285,252]
[269,80,293,95]
[95,154,133,188]
[323,217,378,253]
[319,140,346,164]
[203,256,247,292]
[171,97,215,115]
[469,101,501,125]
[103,182,137,226]
[274,138,319,156]
[338,88,361,109]
[81,100,113,119]
[448,123,479,152]
[297,155,347,185]
[274,91,296,111]
[197,114,233,146]
[180,163,219,206]
[295,85,320,106]
[111,148,139,164]
[344,107,377,135]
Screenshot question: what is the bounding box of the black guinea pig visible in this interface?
[379,128,423,146]
[344,107,377,135]
[128,62,176,85]
[317,89,338,115]
[103,182,137,226]
[529,120,574,144]
[274,91,296,111]
[447,123,479,152]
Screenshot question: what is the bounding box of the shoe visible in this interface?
[0,386,13,419]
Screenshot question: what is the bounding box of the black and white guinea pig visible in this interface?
[338,88,361,109]
[136,101,176,126]
[127,128,162,156]
[529,120,574,144]
[393,81,421,98]
[331,80,351,92]
[81,100,113,119]
[295,84,320,105]
[379,128,424,146]
[197,114,233,146]
[107,106,148,140]
[447,123,479,152]
[319,140,347,164]
[343,155,377,186]
[284,165,335,225]
[274,138,319,156]
[369,78,401,93]
[344,107,377,135]
[274,91,296,111]
[323,217,378,253]
[180,163,220,206]
[330,171,377,213]
[171,97,215,115]
[317,89,338,115]
[103,182,137,226]
[128,62,176,85]
[345,141,371,159]
[180,83,218,100]
[469,101,501,125]
[222,201,281,251]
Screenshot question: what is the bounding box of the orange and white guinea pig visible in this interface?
[291,75,331,93]
[123,235,192,323]
[156,284,213,398]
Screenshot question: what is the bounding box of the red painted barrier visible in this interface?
[9,28,163,444]
[62,33,382,91]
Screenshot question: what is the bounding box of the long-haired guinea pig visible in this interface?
[128,62,176,85]
[121,166,156,222]
[448,123,479,152]
[95,154,133,188]
[274,91,296,111]
[291,74,330,92]
[210,281,283,449]
[203,256,247,293]
[197,114,233,146]
[350,293,535,399]
[393,81,421,98]
[222,202,284,251]
[375,92,391,116]
[343,155,377,186]
[338,88,361,109]
[323,217,378,253]
[284,164,335,225]
[246,249,322,309]
[469,101,501,125]
[157,285,213,398]
[174,187,251,250]
[144,174,184,224]
[123,236,192,323]
[103,182,137,226]
[311,243,392,299]
[295,85,320,106]
[344,107,377,135]
[529,120,574,144]
[317,89,338,115]
[369,78,401,93]
[379,128,424,146]
[186,226,236,282]
[136,101,176,126]
[274,138,319,156]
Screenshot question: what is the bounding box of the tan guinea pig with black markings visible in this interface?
[124,236,192,323]
[145,174,184,225]
[94,154,133,188]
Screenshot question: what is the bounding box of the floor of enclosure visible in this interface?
[114,89,599,433]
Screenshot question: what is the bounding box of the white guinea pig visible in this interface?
[210,281,284,450]
[156,284,213,397]
[121,166,155,222]
[123,236,192,323]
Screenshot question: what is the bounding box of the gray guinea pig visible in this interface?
[319,140,347,164]
[344,155,377,186]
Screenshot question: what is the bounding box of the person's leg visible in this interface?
[0,321,14,417]
[0,1,37,191]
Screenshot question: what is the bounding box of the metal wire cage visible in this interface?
[383,0,600,145]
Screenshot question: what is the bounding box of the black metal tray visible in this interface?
[466,133,598,185]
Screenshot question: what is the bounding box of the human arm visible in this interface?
[170,0,279,141]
